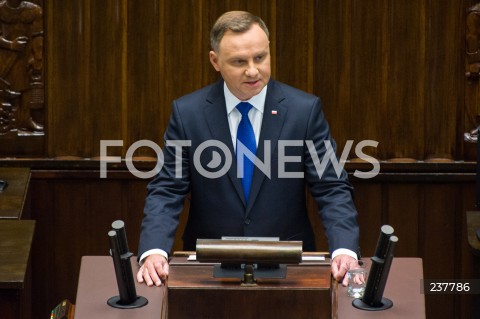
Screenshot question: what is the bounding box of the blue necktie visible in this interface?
[236,102,256,202]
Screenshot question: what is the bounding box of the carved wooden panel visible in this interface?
[465,2,480,159]
[0,0,44,156]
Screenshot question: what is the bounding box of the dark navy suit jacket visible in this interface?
[138,79,359,258]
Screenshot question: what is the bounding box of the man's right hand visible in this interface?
[136,254,169,287]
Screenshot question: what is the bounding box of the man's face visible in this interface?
[209,24,271,101]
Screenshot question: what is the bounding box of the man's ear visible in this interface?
[209,51,220,71]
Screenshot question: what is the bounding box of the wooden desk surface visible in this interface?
[0,220,35,289]
[75,256,332,319]
[74,256,165,319]
[337,258,425,319]
[75,256,424,319]
[0,168,30,219]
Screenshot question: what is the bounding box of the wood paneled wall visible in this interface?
[2,1,480,319]
[37,0,476,161]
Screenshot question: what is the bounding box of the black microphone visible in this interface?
[107,220,148,309]
[353,225,398,311]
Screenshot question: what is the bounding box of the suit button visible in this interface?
[244,218,251,225]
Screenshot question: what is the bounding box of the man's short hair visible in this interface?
[210,11,269,52]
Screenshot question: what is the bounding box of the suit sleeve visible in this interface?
[137,101,191,260]
[304,97,360,254]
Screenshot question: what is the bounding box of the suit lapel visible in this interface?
[203,81,245,205]
[246,80,287,214]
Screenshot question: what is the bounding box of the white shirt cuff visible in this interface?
[331,248,357,261]
[138,248,169,265]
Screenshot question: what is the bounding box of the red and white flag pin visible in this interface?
[271,110,278,115]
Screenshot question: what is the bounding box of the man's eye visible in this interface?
[255,55,264,61]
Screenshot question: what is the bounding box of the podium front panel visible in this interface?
[167,257,333,319]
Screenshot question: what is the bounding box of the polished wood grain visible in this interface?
[0,220,35,319]
[167,257,332,319]
[32,0,474,161]
[0,220,35,288]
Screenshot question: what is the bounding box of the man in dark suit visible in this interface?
[137,11,360,287]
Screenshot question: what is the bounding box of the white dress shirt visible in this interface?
[224,82,266,149]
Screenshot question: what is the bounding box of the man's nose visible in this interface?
[245,63,259,77]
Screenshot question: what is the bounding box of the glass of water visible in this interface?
[346,266,368,298]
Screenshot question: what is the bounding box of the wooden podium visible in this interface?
[74,256,425,319]
[167,254,333,319]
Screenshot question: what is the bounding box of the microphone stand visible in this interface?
[107,220,148,309]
